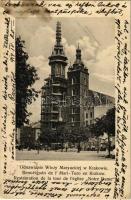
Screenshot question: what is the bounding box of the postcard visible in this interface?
[0,0,130,199]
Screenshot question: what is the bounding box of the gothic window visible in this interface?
[72,89,76,96]
[52,123,56,129]
[72,77,76,84]
[53,87,57,93]
[84,77,87,85]
[62,66,65,76]
[55,64,61,76]
[90,112,93,118]
[72,108,75,114]
[52,105,58,111]
[58,65,61,75]
[52,65,55,75]
[56,49,59,55]
[86,113,88,118]
[55,64,58,75]
[72,117,75,122]
[60,49,62,54]
[52,114,57,120]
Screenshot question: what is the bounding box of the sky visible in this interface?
[16,17,115,123]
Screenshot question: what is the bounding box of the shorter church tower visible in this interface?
[67,46,91,127]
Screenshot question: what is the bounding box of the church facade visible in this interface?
[41,22,114,131]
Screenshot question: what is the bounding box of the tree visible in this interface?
[39,128,54,145]
[90,107,115,157]
[102,107,115,157]
[16,37,39,128]
[63,125,89,145]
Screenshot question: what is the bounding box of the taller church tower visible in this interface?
[41,22,68,131]
[49,21,67,78]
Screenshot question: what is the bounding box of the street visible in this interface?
[16,150,113,160]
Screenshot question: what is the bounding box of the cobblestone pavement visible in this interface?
[16,150,113,160]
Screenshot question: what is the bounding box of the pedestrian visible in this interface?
[77,144,81,153]
[47,146,49,151]
[37,145,39,154]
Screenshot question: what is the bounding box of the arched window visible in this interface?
[55,64,61,76]
[72,77,76,84]
[72,89,76,96]
[62,66,65,76]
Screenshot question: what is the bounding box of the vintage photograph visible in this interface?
[15,17,115,160]
[0,1,130,198]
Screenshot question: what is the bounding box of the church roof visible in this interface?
[88,90,115,106]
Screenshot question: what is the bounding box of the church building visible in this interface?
[41,22,114,131]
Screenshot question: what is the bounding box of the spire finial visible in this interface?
[76,45,81,61]
[78,43,79,49]
[51,46,54,55]
[56,21,61,45]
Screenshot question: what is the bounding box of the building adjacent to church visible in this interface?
[41,22,114,131]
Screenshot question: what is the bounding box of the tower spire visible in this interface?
[76,45,81,61]
[56,21,61,46]
[71,44,85,70]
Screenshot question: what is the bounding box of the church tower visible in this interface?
[67,46,89,127]
[41,22,68,131]
[49,21,67,78]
